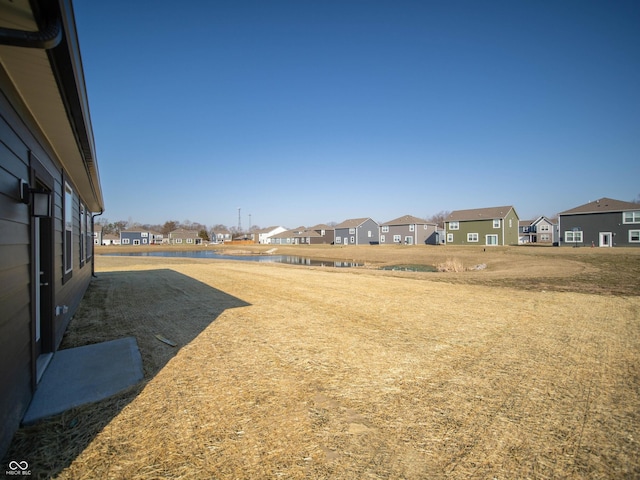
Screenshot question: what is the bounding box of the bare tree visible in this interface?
[426,211,451,228]
[162,220,178,235]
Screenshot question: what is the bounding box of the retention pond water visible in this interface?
[104,250,363,268]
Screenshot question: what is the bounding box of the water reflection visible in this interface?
[104,250,362,268]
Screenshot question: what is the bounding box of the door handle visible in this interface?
[40,282,49,286]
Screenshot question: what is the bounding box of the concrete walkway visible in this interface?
[23,337,143,424]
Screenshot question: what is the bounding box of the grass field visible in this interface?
[4,245,639,478]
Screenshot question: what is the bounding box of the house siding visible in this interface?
[446,208,519,246]
[0,40,99,456]
[560,211,640,247]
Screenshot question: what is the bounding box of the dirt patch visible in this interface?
[4,249,640,478]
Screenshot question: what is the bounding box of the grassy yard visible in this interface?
[4,245,639,478]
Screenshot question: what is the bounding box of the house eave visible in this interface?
[0,0,103,212]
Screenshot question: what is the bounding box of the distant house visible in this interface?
[307,224,335,244]
[0,0,105,457]
[148,230,164,245]
[445,206,519,246]
[168,228,202,245]
[558,197,640,247]
[101,234,120,246]
[254,226,287,244]
[380,215,439,245]
[212,227,232,243]
[120,228,151,246]
[518,216,557,245]
[93,225,103,245]
[334,218,380,245]
[269,227,305,245]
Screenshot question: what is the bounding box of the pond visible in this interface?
[380,264,438,272]
[104,250,362,268]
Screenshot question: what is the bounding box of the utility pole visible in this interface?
[237,207,242,232]
[249,214,252,231]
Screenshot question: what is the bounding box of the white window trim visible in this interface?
[381,226,389,233]
[623,211,640,224]
[449,221,459,230]
[122,238,130,245]
[447,233,453,243]
[64,183,73,274]
[493,219,501,228]
[467,233,479,242]
[565,231,583,243]
[349,228,356,234]
[629,230,640,243]
[393,235,401,243]
[486,234,499,246]
[409,224,415,232]
[380,235,385,243]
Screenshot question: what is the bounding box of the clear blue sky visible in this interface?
[74,0,640,229]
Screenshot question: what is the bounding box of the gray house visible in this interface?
[519,216,557,244]
[0,0,104,456]
[558,197,640,247]
[120,229,151,246]
[334,218,380,245]
[380,215,439,245]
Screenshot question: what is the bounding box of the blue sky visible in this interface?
[74,0,640,229]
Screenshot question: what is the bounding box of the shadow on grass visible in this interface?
[2,268,250,478]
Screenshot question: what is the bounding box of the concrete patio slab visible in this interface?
[23,337,143,424]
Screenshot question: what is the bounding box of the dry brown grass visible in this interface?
[4,245,640,478]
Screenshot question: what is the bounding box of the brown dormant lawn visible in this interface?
[5,245,640,478]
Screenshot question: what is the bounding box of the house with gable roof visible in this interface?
[334,217,380,245]
[558,197,640,247]
[168,228,202,245]
[519,216,557,244]
[445,206,519,246]
[253,226,287,244]
[380,215,439,245]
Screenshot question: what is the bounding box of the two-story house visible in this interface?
[558,197,640,247]
[445,206,519,246]
[379,215,439,245]
[334,218,380,245]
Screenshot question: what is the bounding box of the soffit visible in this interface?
[0,1,102,211]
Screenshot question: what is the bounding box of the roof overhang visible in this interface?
[0,0,103,212]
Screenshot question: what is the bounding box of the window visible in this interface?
[142,238,148,244]
[367,230,372,238]
[381,226,389,233]
[447,233,454,243]
[629,230,640,243]
[336,236,342,244]
[187,238,194,244]
[349,228,356,234]
[141,232,148,237]
[424,224,428,229]
[409,224,415,232]
[393,235,401,243]
[133,239,140,245]
[486,234,498,246]
[350,236,355,244]
[565,231,583,243]
[541,234,550,241]
[623,211,640,224]
[80,204,86,265]
[64,183,73,277]
[540,224,550,232]
[122,238,130,245]
[86,209,92,260]
[493,219,501,228]
[380,235,385,243]
[449,221,459,230]
[467,233,479,242]
[176,238,183,244]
